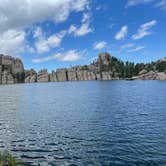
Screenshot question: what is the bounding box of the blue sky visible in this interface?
[0,0,166,71]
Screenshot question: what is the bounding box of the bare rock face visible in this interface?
[1,70,14,84]
[0,55,24,84]
[37,69,49,82]
[77,70,85,81]
[25,69,37,83]
[156,72,166,80]
[0,65,2,84]
[50,71,58,82]
[97,52,111,66]
[96,73,101,80]
[13,58,24,74]
[67,68,77,81]
[1,55,14,66]
[138,69,148,75]
[101,71,112,80]
[56,69,67,82]
[135,70,157,80]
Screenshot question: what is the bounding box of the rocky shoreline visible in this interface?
[0,52,166,85]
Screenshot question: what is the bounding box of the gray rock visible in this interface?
[50,71,58,82]
[67,68,77,81]
[0,65,2,84]
[101,72,112,80]
[25,69,37,83]
[156,72,166,80]
[139,69,147,75]
[1,70,14,84]
[37,69,49,82]
[56,69,67,82]
[137,71,157,80]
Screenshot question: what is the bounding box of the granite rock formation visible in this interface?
[25,69,37,83]
[37,69,49,82]
[0,52,166,85]
[0,54,24,84]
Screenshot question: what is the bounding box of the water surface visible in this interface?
[0,81,166,165]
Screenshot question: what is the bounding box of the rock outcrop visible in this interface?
[0,52,166,85]
[25,69,37,83]
[0,55,24,84]
[132,70,166,80]
[56,69,68,82]
[37,69,49,82]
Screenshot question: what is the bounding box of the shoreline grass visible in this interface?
[0,151,23,166]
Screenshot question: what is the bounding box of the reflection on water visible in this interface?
[0,81,166,165]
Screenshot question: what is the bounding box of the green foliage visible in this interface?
[0,151,23,166]
[97,56,166,78]
[156,61,166,72]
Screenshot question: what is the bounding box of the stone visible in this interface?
[56,69,67,82]
[0,65,2,84]
[50,71,58,82]
[96,73,101,80]
[98,52,111,66]
[25,69,37,83]
[139,69,147,75]
[156,72,166,80]
[37,69,49,82]
[1,70,14,84]
[138,71,157,80]
[67,68,77,81]
[101,72,112,80]
[12,58,24,74]
[0,55,25,84]
[76,70,84,81]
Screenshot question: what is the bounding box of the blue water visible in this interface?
[0,81,166,165]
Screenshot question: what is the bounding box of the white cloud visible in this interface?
[0,29,26,55]
[68,23,93,37]
[82,13,91,23]
[34,29,67,53]
[126,0,154,7]
[0,0,89,33]
[32,50,85,63]
[128,46,145,52]
[68,13,93,37]
[115,25,128,40]
[93,41,107,50]
[155,0,166,10]
[121,43,135,49]
[132,20,157,40]
[0,0,89,55]
[33,27,43,38]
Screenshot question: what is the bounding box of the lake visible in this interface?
[0,81,166,165]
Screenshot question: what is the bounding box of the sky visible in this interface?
[0,0,166,71]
